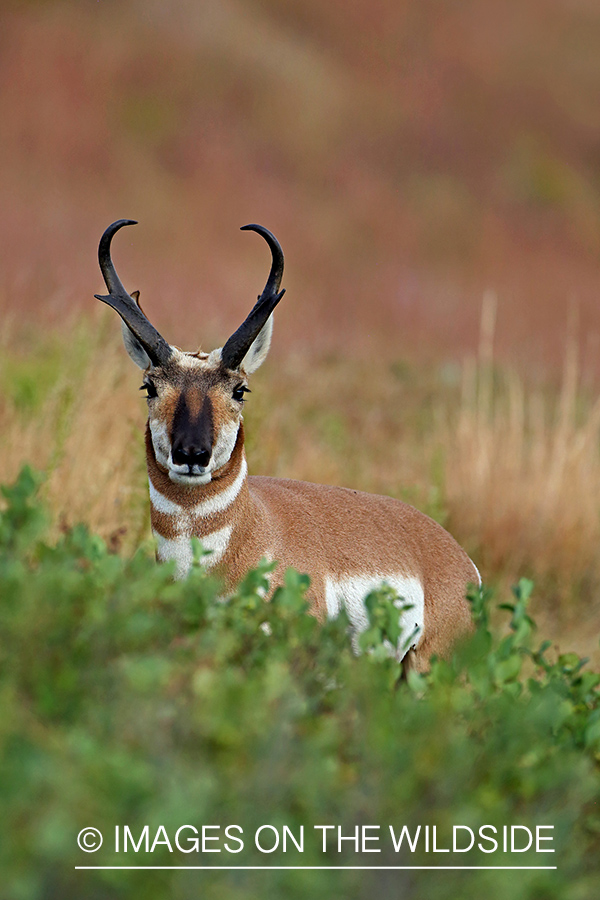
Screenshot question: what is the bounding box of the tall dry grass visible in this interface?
[0,314,150,552]
[1,312,599,658]
[443,295,600,654]
[1,317,440,546]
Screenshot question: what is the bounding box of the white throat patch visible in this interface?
[149,454,246,579]
[154,525,233,579]
[148,455,247,520]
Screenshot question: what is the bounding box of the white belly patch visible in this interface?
[325,574,425,660]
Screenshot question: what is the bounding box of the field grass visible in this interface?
[2,311,600,664]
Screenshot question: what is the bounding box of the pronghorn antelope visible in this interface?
[95,219,480,670]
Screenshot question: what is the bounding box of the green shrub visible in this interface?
[0,467,598,900]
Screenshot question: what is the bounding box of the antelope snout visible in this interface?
[171,442,212,469]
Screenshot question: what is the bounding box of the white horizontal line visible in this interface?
[75,866,558,871]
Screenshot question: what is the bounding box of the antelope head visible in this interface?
[95,219,285,486]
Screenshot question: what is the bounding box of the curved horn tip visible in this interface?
[240,223,275,238]
[98,220,139,274]
[240,223,284,259]
[103,218,138,235]
[99,219,138,242]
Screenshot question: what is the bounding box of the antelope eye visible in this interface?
[140,380,158,399]
[232,384,250,402]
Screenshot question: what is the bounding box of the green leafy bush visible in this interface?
[0,468,598,900]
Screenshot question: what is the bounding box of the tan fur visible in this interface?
[100,218,478,671]
[143,359,479,672]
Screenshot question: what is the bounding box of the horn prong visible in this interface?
[95,219,172,368]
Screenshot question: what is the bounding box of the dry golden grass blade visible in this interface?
[0,315,150,553]
[45,340,149,551]
[441,304,600,661]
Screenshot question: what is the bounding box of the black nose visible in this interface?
[171,444,211,468]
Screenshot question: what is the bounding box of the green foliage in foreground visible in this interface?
[0,468,599,900]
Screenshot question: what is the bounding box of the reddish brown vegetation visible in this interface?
[2,0,600,371]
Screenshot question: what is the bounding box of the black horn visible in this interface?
[94,219,172,368]
[220,224,285,371]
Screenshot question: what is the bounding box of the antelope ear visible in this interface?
[239,314,273,374]
[121,290,152,369]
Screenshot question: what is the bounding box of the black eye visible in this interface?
[232,384,250,402]
[140,380,158,400]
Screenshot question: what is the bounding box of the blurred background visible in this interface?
[2,0,600,657]
[2,0,600,365]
